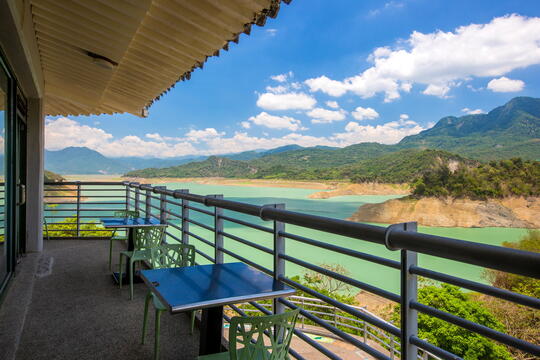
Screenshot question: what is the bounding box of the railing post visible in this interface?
[178,189,189,245]
[210,194,224,263]
[363,321,367,343]
[75,181,81,238]
[144,184,152,218]
[125,183,130,211]
[134,183,140,213]
[272,203,286,315]
[156,186,167,243]
[399,222,418,360]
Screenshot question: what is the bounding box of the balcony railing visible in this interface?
[43,181,540,360]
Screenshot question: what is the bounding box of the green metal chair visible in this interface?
[141,243,197,360]
[119,225,165,299]
[108,210,140,270]
[198,309,300,360]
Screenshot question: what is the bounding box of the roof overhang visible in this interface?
[28,0,290,117]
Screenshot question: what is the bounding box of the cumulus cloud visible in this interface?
[45,117,198,158]
[351,107,380,121]
[487,76,525,92]
[256,92,316,110]
[332,119,425,145]
[265,85,288,94]
[305,15,540,101]
[185,128,224,143]
[326,100,340,109]
[399,114,409,120]
[461,108,485,115]
[247,112,305,131]
[307,108,347,124]
[241,121,251,129]
[270,71,293,82]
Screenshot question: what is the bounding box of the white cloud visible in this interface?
[461,108,485,115]
[247,112,305,131]
[332,119,425,145]
[256,92,316,110]
[266,29,278,36]
[45,117,198,158]
[305,15,540,100]
[307,108,347,124]
[265,85,288,94]
[399,114,409,120]
[368,1,405,17]
[185,128,224,143]
[326,100,339,109]
[270,71,293,82]
[351,107,380,121]
[241,121,251,129]
[145,133,163,141]
[487,76,525,92]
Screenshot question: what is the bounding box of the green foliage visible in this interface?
[393,284,512,359]
[412,158,540,199]
[482,230,540,360]
[44,216,112,238]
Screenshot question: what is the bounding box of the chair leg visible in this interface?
[108,239,113,270]
[142,292,152,344]
[154,309,163,360]
[190,311,195,335]
[129,259,135,300]
[119,254,124,289]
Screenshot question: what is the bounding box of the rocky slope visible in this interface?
[309,183,410,198]
[348,197,540,228]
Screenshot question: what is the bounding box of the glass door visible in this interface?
[0,58,9,287]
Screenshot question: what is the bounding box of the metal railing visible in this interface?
[43,181,540,360]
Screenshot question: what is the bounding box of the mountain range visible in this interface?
[46,96,539,176]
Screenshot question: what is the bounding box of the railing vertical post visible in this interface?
[144,185,152,218]
[156,186,167,243]
[125,183,130,211]
[399,222,418,360]
[75,181,81,238]
[177,189,189,245]
[272,203,286,315]
[134,183,140,213]
[211,195,224,264]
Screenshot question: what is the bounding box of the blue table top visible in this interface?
[100,217,163,228]
[141,262,296,312]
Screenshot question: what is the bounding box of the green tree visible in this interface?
[44,216,112,238]
[393,284,512,359]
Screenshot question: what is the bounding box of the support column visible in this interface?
[25,97,43,252]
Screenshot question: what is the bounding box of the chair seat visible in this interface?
[198,348,269,360]
[119,249,152,261]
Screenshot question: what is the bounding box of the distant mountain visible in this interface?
[224,145,305,161]
[125,97,540,181]
[398,96,540,160]
[45,147,130,174]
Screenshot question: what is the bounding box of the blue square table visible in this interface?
[140,262,296,355]
[100,217,164,283]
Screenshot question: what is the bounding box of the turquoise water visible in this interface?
[55,182,529,295]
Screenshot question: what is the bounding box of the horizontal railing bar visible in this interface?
[164,221,182,232]
[281,231,400,270]
[163,209,182,219]
[185,231,214,248]
[164,231,181,243]
[186,218,214,232]
[43,195,77,198]
[280,254,400,303]
[45,181,124,186]
[279,298,391,360]
[218,247,272,275]
[280,276,400,337]
[220,231,273,255]
[409,336,462,360]
[185,205,214,216]
[219,214,273,234]
[410,266,540,310]
[194,248,215,263]
[410,301,540,356]
[47,236,111,240]
[163,198,182,207]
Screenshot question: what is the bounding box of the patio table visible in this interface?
[100,217,164,284]
[140,262,296,355]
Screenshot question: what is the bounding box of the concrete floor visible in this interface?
[0,240,199,360]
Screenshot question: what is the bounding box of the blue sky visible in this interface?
[45,0,540,158]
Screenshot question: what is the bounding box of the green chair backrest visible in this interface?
[229,309,300,360]
[150,243,196,269]
[134,226,165,250]
[114,210,140,218]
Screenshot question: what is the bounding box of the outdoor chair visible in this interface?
[108,210,140,270]
[141,243,197,360]
[198,309,300,360]
[119,225,165,299]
